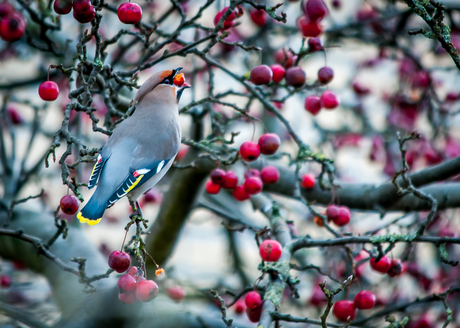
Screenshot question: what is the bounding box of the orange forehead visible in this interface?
[159,70,173,79]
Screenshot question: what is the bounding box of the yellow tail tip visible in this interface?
[77,212,102,226]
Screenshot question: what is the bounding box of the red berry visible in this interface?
[333,300,357,322]
[53,0,73,15]
[205,180,221,194]
[0,2,14,19]
[261,166,279,184]
[246,305,263,323]
[60,195,79,215]
[412,315,432,328]
[0,12,26,42]
[39,81,60,101]
[213,10,234,30]
[258,133,280,155]
[0,275,12,288]
[233,298,246,314]
[244,169,261,180]
[108,251,131,273]
[245,291,262,309]
[333,206,350,226]
[304,95,321,115]
[318,67,334,84]
[270,64,285,83]
[250,9,267,27]
[136,280,159,302]
[303,0,328,22]
[320,90,339,109]
[286,67,306,88]
[117,2,142,24]
[72,0,95,23]
[300,173,315,189]
[167,286,186,302]
[142,189,162,204]
[12,261,26,270]
[118,274,137,293]
[250,65,272,85]
[240,141,260,162]
[210,168,226,185]
[259,239,282,262]
[72,0,90,13]
[326,205,339,221]
[221,170,238,189]
[233,185,250,201]
[387,259,404,277]
[244,177,263,195]
[176,145,188,161]
[369,256,391,274]
[298,16,322,38]
[308,37,323,52]
[274,49,297,68]
[354,290,376,310]
[7,107,23,125]
[119,291,137,304]
[352,81,370,95]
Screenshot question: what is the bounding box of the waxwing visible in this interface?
[77,68,189,225]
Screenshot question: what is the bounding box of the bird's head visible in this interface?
[134,67,190,105]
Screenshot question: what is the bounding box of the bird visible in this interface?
[77,68,189,225]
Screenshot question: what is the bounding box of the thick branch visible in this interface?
[144,149,213,269]
[255,156,460,212]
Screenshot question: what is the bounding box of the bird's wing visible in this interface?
[94,105,180,207]
[87,154,110,189]
[105,158,172,207]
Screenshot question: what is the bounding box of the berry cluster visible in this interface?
[298,0,328,38]
[109,251,159,304]
[322,205,352,227]
[205,133,281,201]
[244,291,263,322]
[53,0,142,25]
[72,0,95,23]
[370,255,406,277]
[333,290,376,322]
[250,64,307,89]
[250,43,340,115]
[0,2,26,42]
[239,239,282,321]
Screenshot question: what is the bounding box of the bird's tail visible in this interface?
[77,196,106,226]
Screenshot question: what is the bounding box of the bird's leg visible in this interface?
[126,198,148,231]
[135,201,144,218]
[128,198,142,218]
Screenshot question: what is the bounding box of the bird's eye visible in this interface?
[164,79,170,84]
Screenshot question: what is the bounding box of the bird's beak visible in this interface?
[169,67,183,80]
[176,81,190,101]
